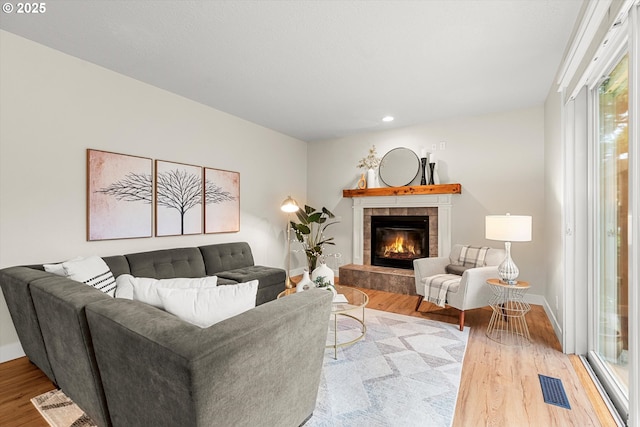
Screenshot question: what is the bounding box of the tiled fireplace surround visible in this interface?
[339,194,453,295]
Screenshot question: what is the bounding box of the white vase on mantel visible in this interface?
[312,261,335,286]
[366,168,378,188]
[296,270,313,293]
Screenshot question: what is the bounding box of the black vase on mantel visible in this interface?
[428,163,436,185]
[420,158,427,185]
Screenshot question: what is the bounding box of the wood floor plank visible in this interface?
[0,357,53,427]
[0,284,618,426]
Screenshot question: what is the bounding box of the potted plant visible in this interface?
[290,205,338,271]
[313,275,337,297]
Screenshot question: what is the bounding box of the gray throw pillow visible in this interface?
[445,264,470,276]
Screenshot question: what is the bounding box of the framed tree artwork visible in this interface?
[204,167,240,233]
[87,149,153,241]
[155,160,203,236]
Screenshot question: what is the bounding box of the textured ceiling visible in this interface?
[0,0,584,142]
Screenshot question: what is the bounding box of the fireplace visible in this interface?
[341,194,451,295]
[371,216,429,269]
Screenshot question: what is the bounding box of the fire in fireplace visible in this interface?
[371,216,429,269]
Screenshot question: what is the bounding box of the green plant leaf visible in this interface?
[292,223,311,235]
[322,207,335,218]
[307,212,322,223]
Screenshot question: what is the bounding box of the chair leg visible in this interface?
[415,295,424,312]
[459,310,465,331]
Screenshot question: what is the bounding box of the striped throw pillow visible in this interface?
[45,256,116,297]
[457,245,490,268]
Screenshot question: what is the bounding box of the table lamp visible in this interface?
[485,213,532,285]
[281,196,300,288]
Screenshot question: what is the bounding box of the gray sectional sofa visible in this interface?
[0,242,333,427]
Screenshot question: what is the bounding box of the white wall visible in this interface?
[307,107,547,302]
[0,31,308,362]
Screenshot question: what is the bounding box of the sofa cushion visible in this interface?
[103,255,131,278]
[125,247,206,279]
[199,242,255,274]
[216,265,286,289]
[45,256,116,297]
[215,276,241,285]
[158,280,258,327]
[115,274,218,308]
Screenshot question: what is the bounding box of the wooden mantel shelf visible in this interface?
[342,183,461,198]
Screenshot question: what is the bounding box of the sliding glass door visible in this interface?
[588,52,629,420]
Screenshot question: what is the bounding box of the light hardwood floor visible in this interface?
[0,286,618,427]
[363,287,617,427]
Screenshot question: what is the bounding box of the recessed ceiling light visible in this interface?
[382,116,394,122]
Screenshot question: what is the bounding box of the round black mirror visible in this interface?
[379,148,420,187]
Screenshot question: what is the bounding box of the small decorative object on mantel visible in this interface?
[356,145,382,188]
[430,152,441,185]
[290,205,339,271]
[420,147,429,185]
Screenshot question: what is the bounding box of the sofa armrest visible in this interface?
[446,266,499,310]
[86,289,332,427]
[413,257,450,296]
[30,276,113,427]
[199,242,255,274]
[0,266,58,383]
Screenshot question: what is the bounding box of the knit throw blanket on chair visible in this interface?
[424,274,461,308]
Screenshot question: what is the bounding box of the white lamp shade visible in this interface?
[280,196,300,213]
[485,214,532,242]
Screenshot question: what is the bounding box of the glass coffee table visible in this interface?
[278,285,369,359]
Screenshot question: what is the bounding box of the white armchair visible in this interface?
[413,244,506,331]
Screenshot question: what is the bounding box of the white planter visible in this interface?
[366,168,378,188]
[312,262,335,286]
[296,270,313,292]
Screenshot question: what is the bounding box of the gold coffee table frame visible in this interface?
[278,285,368,359]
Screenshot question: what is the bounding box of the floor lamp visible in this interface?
[281,196,300,288]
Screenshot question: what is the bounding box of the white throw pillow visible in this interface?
[45,256,116,297]
[43,256,83,275]
[114,274,136,300]
[115,274,218,308]
[157,280,259,328]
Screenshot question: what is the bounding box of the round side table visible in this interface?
[486,278,531,345]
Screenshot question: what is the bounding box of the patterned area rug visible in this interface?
[31,309,468,427]
[307,308,470,427]
[31,389,97,427]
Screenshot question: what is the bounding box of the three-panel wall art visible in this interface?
[87,149,240,241]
